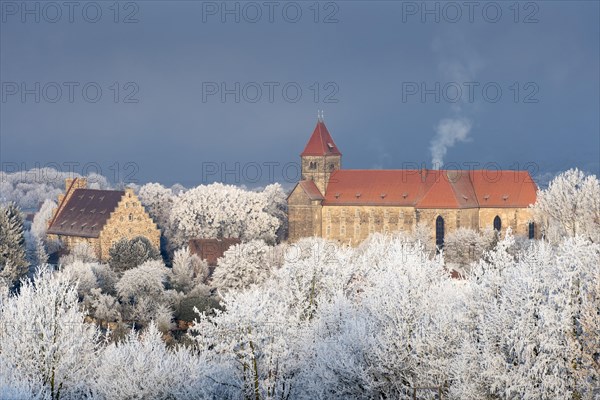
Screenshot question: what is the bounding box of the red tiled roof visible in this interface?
[417,170,479,209]
[297,180,324,200]
[324,170,428,206]
[300,120,342,157]
[322,169,537,208]
[47,189,125,238]
[469,170,538,207]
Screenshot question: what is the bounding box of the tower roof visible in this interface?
[301,120,341,157]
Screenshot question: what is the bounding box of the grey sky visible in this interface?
[1,1,598,188]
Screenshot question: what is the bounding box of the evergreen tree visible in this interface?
[108,236,160,274]
[0,203,28,289]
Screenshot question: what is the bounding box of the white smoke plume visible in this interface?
[430,118,471,169]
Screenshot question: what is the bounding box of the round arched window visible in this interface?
[493,216,502,232]
[435,216,445,250]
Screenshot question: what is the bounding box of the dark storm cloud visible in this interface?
[1,1,598,187]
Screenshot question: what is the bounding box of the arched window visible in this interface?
[309,161,317,170]
[493,216,502,232]
[435,216,445,250]
[128,214,133,222]
[329,163,335,171]
[528,222,535,239]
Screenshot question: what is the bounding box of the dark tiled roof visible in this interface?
[300,120,342,157]
[189,238,241,266]
[47,189,124,238]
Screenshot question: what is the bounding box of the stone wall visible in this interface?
[57,235,101,257]
[301,155,341,194]
[321,205,416,245]
[97,189,160,260]
[290,201,536,246]
[287,185,322,242]
[478,207,535,237]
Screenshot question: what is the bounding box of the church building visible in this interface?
[287,117,538,247]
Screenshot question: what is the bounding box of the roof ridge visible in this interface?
[48,177,79,230]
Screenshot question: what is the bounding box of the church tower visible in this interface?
[300,113,342,195]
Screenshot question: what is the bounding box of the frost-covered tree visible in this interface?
[108,236,160,274]
[91,323,210,399]
[413,221,435,256]
[138,182,173,228]
[169,183,282,248]
[116,259,168,303]
[212,240,280,292]
[533,168,600,243]
[30,199,57,241]
[0,168,112,210]
[85,288,121,325]
[444,227,495,267]
[89,263,118,296]
[138,182,176,254]
[0,266,100,399]
[59,242,97,265]
[60,260,101,300]
[262,183,288,242]
[0,203,28,289]
[115,259,176,328]
[451,233,600,399]
[1,217,599,398]
[25,230,49,267]
[170,246,209,293]
[30,198,60,258]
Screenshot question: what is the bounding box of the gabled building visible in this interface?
[288,118,539,246]
[47,178,160,260]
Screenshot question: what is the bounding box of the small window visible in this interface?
[329,163,335,171]
[129,214,133,221]
[528,222,535,239]
[309,161,317,170]
[493,216,502,232]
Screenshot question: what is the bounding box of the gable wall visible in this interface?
[288,185,322,242]
[97,190,160,260]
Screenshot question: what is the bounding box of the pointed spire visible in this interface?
[301,117,341,157]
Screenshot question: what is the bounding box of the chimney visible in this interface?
[65,178,75,191]
[420,167,428,181]
[65,177,88,191]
